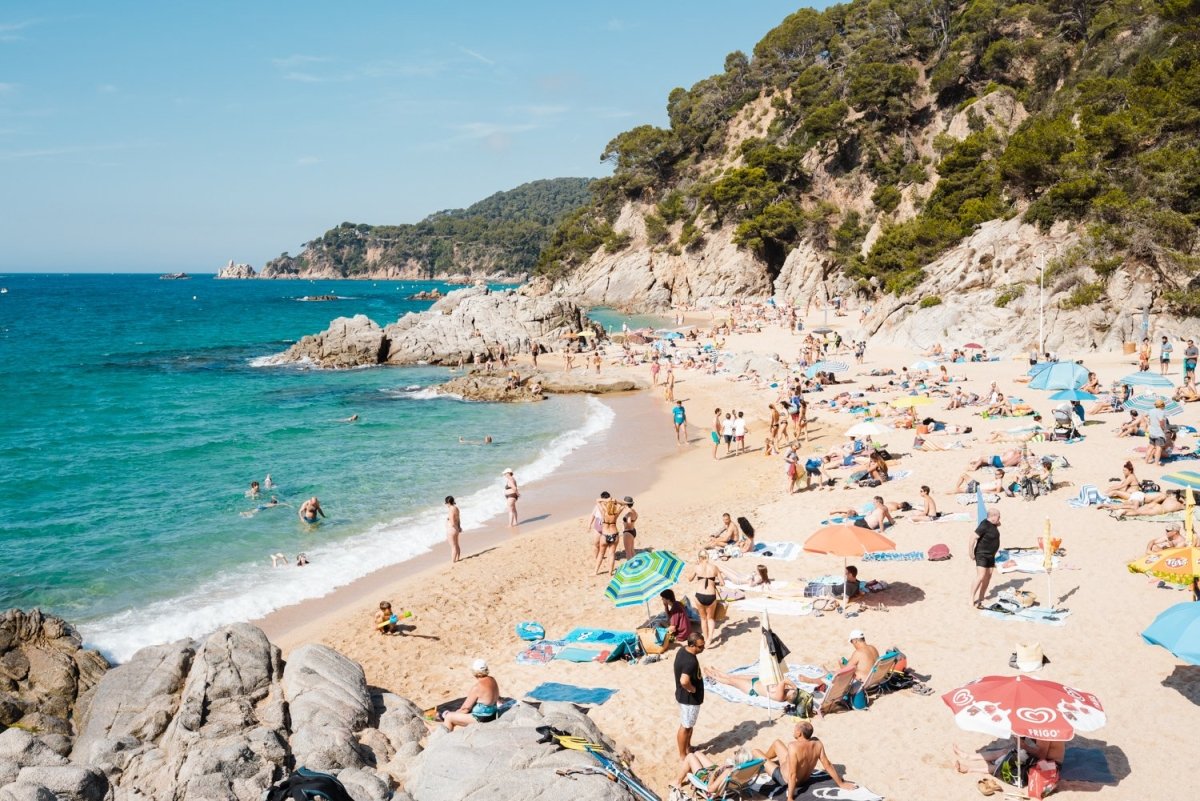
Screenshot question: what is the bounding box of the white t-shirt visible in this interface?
[734,418,746,437]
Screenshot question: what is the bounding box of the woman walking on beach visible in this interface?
[445,496,462,563]
[502,468,519,528]
[688,550,723,645]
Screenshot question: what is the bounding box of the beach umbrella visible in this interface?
[759,610,790,720]
[1160,470,1200,491]
[654,329,684,340]
[964,343,984,349]
[1121,371,1175,388]
[910,360,938,371]
[1129,545,1200,585]
[1124,393,1183,416]
[804,525,896,607]
[1027,362,1054,377]
[976,486,987,525]
[1142,602,1200,665]
[806,360,848,376]
[1048,388,1097,402]
[891,395,932,408]
[603,550,685,616]
[942,675,1106,787]
[845,421,892,439]
[1029,362,1089,391]
[813,327,833,335]
[1038,519,1062,611]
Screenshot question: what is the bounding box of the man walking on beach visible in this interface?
[970,509,1002,608]
[673,401,687,445]
[674,633,705,758]
[1186,340,1198,383]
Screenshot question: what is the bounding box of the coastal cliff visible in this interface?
[529,0,1200,349]
[0,611,639,801]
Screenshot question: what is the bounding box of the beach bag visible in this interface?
[966,480,980,494]
[927,544,952,561]
[713,600,729,623]
[1027,760,1060,799]
[266,767,356,801]
[1140,480,1161,493]
[791,688,815,719]
[1021,477,1041,500]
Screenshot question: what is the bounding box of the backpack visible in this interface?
[266,768,356,801]
[1021,477,1040,501]
[1140,480,1161,493]
[789,688,815,719]
[965,480,979,494]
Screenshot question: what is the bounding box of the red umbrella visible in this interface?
[942,675,1105,787]
[964,343,984,349]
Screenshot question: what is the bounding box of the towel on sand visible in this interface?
[998,550,1062,574]
[1066,484,1111,508]
[980,605,1071,626]
[516,640,564,665]
[526,682,617,705]
[957,493,1000,505]
[753,541,802,561]
[702,662,826,710]
[1116,511,1186,523]
[1059,747,1117,785]
[735,597,816,617]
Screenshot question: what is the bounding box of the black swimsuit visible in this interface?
[695,574,718,606]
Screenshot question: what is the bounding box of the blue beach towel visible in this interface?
[516,621,545,641]
[1067,484,1111,508]
[753,541,802,561]
[1059,747,1117,785]
[526,682,618,706]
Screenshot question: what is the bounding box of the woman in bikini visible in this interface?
[687,550,723,645]
[502,469,519,528]
[701,665,803,704]
[593,493,627,575]
[1105,461,1141,499]
[620,496,638,561]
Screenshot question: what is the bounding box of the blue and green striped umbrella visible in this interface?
[1125,393,1183,416]
[1162,470,1200,490]
[1121,371,1175,389]
[604,549,684,609]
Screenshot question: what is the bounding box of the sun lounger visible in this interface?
[861,651,902,698]
[816,666,856,716]
[686,757,765,800]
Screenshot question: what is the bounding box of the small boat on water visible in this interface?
[159,272,191,280]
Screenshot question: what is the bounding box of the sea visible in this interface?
[0,274,663,662]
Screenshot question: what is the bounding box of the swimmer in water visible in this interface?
[298,497,325,524]
[246,480,261,499]
[240,496,286,518]
[296,552,309,566]
[458,435,494,445]
[264,474,275,490]
[270,552,288,567]
[341,414,359,423]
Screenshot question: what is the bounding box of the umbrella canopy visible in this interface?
[1129,546,1200,585]
[845,421,892,438]
[1049,389,1098,402]
[891,395,932,408]
[942,675,1106,741]
[1029,362,1089,391]
[1160,470,1200,490]
[603,550,684,608]
[804,525,896,558]
[812,327,833,334]
[964,343,984,349]
[654,329,684,340]
[1142,602,1200,665]
[1027,362,1054,377]
[910,360,939,371]
[1124,393,1183,416]
[1121,371,1175,388]
[805,360,849,377]
[758,611,789,688]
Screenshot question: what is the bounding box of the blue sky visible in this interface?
[0,1,818,272]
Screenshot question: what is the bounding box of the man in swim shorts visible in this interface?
[755,722,857,799]
[298,497,325,524]
[970,509,1002,608]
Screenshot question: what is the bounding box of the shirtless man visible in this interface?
[855,496,894,531]
[707,513,741,549]
[838,629,880,694]
[298,497,325,524]
[754,722,857,799]
[954,468,1009,495]
[964,449,1023,471]
[910,485,941,522]
[445,496,462,563]
[620,497,639,561]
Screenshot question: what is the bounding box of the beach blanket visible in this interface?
[863,550,925,561]
[753,541,802,561]
[820,516,863,526]
[734,597,816,617]
[997,550,1062,574]
[980,605,1071,626]
[516,640,565,665]
[554,628,637,663]
[526,682,617,706]
[1066,484,1111,508]
[1059,747,1117,786]
[1115,511,1186,523]
[927,511,973,522]
[886,469,913,482]
[702,662,827,710]
[956,493,1000,505]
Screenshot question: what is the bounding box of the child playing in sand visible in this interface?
[374,601,409,635]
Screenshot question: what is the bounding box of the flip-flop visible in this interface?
[977,777,1002,796]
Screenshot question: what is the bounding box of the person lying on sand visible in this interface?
[1101,490,1185,519]
[703,665,806,705]
[1147,526,1186,553]
[964,450,1023,471]
[954,469,1010,495]
[1174,378,1200,403]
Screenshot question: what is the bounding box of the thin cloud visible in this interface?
[296,155,320,166]
[459,47,495,66]
[0,19,39,42]
[0,83,17,94]
[590,106,635,119]
[0,142,141,162]
[510,104,568,118]
[452,122,537,141]
[271,54,331,69]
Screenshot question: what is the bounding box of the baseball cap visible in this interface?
[624,496,634,504]
[502,468,513,475]
[848,630,865,642]
[471,658,489,673]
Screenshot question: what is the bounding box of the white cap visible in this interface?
[471,658,489,674]
[502,468,513,475]
[848,630,865,642]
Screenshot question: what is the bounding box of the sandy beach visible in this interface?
[261,310,1198,799]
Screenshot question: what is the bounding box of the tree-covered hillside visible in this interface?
[267,178,593,278]
[537,0,1200,313]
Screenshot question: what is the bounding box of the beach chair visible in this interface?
[861,650,904,703]
[636,627,673,655]
[685,758,765,800]
[815,666,856,716]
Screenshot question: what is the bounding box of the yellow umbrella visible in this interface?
[891,395,932,408]
[1128,491,1200,584]
[1187,487,1195,546]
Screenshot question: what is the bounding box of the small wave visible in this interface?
[80,396,615,663]
[249,353,306,368]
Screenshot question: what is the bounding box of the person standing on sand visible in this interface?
[592,351,602,374]
[620,496,638,561]
[1186,339,1198,383]
[1160,335,1173,376]
[1139,337,1152,372]
[970,509,1002,608]
[673,401,688,445]
[710,407,722,460]
[664,366,676,402]
[502,468,519,527]
[445,496,462,563]
[650,359,661,386]
[673,633,705,759]
[784,443,801,494]
[564,350,575,371]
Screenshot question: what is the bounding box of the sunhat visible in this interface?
[848,629,865,642]
[623,496,634,504]
[502,468,513,475]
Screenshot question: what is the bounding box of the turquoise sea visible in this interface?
[0,274,611,661]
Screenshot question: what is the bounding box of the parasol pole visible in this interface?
[1187,488,1195,548]
[1043,518,1053,612]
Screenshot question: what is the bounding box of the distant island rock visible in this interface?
[269,286,600,369]
[298,294,340,302]
[215,260,257,279]
[406,289,442,301]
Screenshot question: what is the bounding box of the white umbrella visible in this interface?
[845,421,893,439]
[758,610,789,721]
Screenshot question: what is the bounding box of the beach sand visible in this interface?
[260,315,1197,799]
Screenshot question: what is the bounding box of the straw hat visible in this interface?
[1014,642,1047,672]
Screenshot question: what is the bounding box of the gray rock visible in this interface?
[0,729,68,768]
[14,765,108,801]
[277,315,390,369]
[0,784,57,801]
[333,767,391,801]
[373,692,425,750]
[282,645,372,770]
[215,260,257,279]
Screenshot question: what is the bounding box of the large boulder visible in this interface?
[278,315,391,369]
[282,645,371,770]
[406,702,641,801]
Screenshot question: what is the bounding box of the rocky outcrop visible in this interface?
[0,610,108,738]
[437,369,646,401]
[272,287,595,369]
[537,371,644,395]
[214,261,256,279]
[406,701,639,801]
[437,374,544,403]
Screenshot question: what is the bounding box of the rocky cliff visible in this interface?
[270,286,597,369]
[0,611,641,801]
[533,0,1200,349]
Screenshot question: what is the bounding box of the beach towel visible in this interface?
[927,511,973,522]
[809,787,885,801]
[886,469,913,482]
[979,605,1071,626]
[1058,747,1117,785]
[734,597,816,617]
[753,541,802,561]
[820,516,863,526]
[956,493,1000,505]
[553,628,636,662]
[1115,511,1185,523]
[1066,484,1111,508]
[998,550,1062,574]
[702,662,826,711]
[516,640,565,665]
[525,682,617,706]
[862,550,925,561]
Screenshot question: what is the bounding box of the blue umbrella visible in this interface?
[911,360,938,371]
[1161,470,1200,490]
[976,485,987,525]
[655,329,684,340]
[1049,389,1098,402]
[1029,362,1089,391]
[805,360,849,378]
[1142,602,1200,665]
[1125,394,1183,416]
[1027,362,1054,377]
[1121,371,1175,388]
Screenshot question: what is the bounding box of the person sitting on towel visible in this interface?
[1147,525,1187,553]
[832,565,862,599]
[755,722,858,800]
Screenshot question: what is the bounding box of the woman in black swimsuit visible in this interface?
[688,550,723,645]
[502,468,519,528]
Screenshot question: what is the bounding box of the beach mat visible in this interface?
[1059,747,1117,786]
[753,541,802,561]
[980,605,1071,626]
[516,640,564,665]
[912,511,972,523]
[998,550,1062,574]
[734,597,816,617]
[1115,511,1185,523]
[526,682,617,706]
[702,662,826,711]
[956,493,1000,505]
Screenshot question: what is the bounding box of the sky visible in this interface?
[0,1,819,272]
